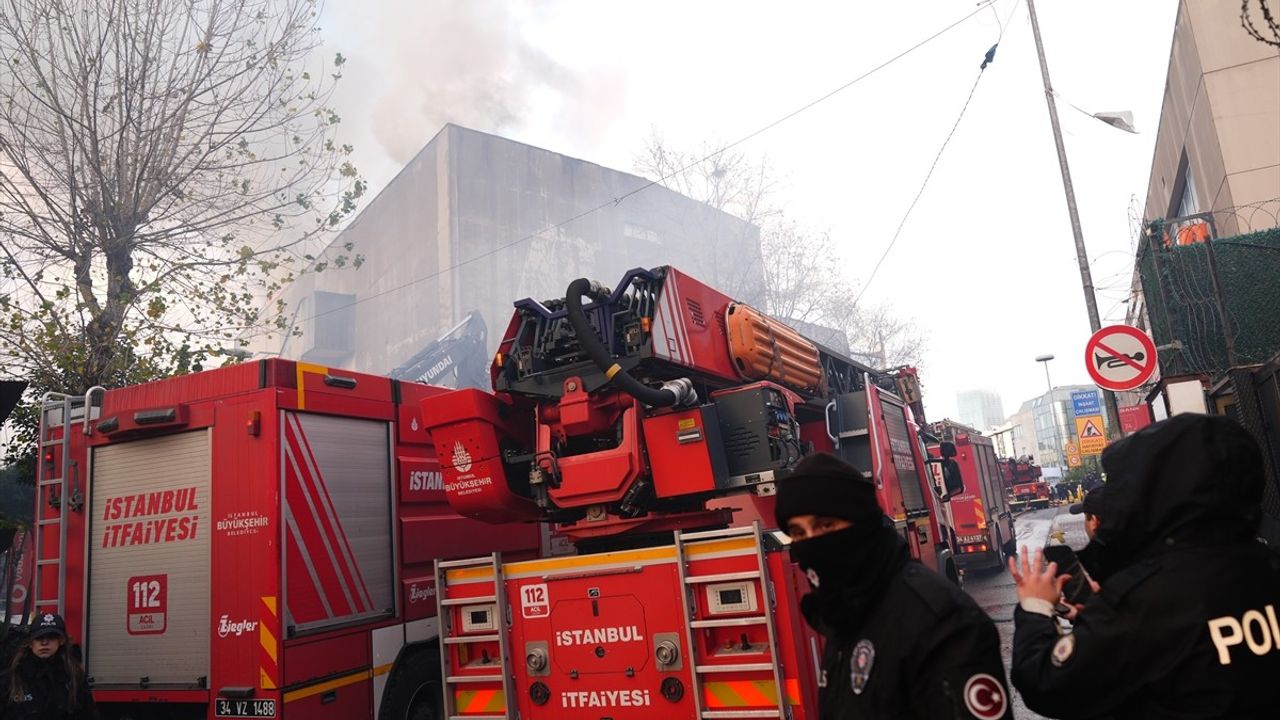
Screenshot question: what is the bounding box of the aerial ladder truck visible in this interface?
[421,265,966,720]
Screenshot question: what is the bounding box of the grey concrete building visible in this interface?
[263,124,765,379]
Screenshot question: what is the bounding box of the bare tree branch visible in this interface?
[636,132,926,368]
[0,0,366,467]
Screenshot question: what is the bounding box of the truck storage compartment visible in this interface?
[88,430,212,686]
[282,412,394,634]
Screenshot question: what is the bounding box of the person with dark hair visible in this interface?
[1010,414,1280,718]
[0,613,96,720]
[776,452,1012,719]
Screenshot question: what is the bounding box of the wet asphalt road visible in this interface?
[961,505,1087,720]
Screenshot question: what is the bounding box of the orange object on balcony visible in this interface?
[1164,220,1211,247]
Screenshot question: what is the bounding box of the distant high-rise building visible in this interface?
[957,389,1005,430]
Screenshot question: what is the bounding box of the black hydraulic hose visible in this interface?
[564,277,679,407]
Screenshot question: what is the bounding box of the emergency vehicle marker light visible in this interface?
[495,353,504,368]
[247,410,261,436]
[134,408,177,424]
[641,317,651,332]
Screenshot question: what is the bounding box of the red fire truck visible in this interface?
[29,360,540,720]
[928,420,1014,572]
[999,457,1051,511]
[421,266,966,720]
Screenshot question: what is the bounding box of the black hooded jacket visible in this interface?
[1012,414,1280,719]
[0,651,96,720]
[803,523,1013,720]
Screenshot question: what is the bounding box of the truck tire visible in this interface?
[380,642,442,720]
[407,684,440,720]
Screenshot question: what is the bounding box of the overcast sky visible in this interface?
[317,0,1181,423]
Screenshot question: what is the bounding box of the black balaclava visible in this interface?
[776,453,909,637]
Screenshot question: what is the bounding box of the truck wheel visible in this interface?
[380,644,443,720]
[946,557,960,586]
[406,680,441,720]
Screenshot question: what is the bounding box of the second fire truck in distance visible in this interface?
[928,420,1015,572]
[421,265,971,720]
[1000,457,1052,511]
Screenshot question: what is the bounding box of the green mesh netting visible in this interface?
[1138,225,1280,376]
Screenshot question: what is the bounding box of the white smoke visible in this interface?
[323,0,622,184]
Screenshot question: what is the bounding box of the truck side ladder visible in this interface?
[675,522,790,720]
[435,553,516,720]
[31,387,103,618]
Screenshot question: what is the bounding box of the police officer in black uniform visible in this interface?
[776,452,1013,720]
[1010,413,1280,718]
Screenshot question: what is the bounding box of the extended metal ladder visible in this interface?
[674,522,790,720]
[435,553,515,720]
[31,387,103,618]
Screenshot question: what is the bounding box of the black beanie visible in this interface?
[774,452,883,529]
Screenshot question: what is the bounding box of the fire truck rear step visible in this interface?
[690,616,768,628]
[438,556,504,568]
[694,663,777,673]
[701,702,778,712]
[442,634,501,644]
[440,595,497,606]
[685,570,762,584]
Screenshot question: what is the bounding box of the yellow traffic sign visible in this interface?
[1064,442,1079,455]
[1075,415,1107,455]
[1067,454,1083,468]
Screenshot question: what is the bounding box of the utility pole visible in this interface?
[1026,0,1123,439]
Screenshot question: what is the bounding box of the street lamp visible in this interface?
[1026,0,1126,439]
[1036,354,1066,476]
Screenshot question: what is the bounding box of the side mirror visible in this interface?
[927,458,965,501]
[939,441,957,459]
[943,458,965,497]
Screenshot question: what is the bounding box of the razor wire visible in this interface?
[1137,199,1280,378]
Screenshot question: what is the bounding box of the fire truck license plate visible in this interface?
[215,699,276,718]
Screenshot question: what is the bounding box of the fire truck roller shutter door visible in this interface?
[88,429,212,685]
[283,413,395,633]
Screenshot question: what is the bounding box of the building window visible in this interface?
[1171,152,1199,218]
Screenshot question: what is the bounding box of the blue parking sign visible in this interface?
[1071,389,1101,416]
